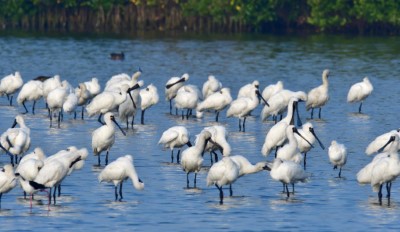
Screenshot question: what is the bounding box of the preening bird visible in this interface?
[158,126,192,163]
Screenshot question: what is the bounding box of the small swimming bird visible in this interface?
[306,69,330,119]
[92,112,126,166]
[0,164,17,208]
[98,155,144,201]
[158,126,192,163]
[202,75,222,99]
[261,80,284,102]
[165,73,189,114]
[0,71,23,106]
[347,77,373,113]
[328,140,347,178]
[357,134,400,205]
[294,122,325,168]
[110,51,125,60]
[0,115,31,166]
[139,84,159,124]
[196,88,232,122]
[365,129,400,155]
[270,158,308,198]
[17,80,43,114]
[181,131,213,188]
[227,88,268,132]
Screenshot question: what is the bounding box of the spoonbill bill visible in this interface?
[165,73,189,114]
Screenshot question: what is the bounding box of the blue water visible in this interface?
[0,33,399,231]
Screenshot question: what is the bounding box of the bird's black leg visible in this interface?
[119,182,123,201]
[229,184,233,197]
[58,185,61,197]
[318,108,322,119]
[338,167,342,178]
[286,184,290,198]
[53,187,57,205]
[242,117,246,132]
[238,119,242,131]
[310,108,314,119]
[105,150,109,165]
[216,184,224,205]
[114,186,118,201]
[194,173,197,188]
[358,102,363,113]
[215,111,219,122]
[98,113,104,125]
[186,173,190,188]
[378,184,383,205]
[176,150,180,164]
[303,153,307,170]
[141,110,145,124]
[171,150,174,163]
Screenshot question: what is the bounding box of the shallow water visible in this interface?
[0,32,400,231]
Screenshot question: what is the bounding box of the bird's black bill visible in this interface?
[293,127,314,148]
[256,90,269,106]
[166,77,185,89]
[378,136,395,153]
[310,128,325,150]
[111,116,126,136]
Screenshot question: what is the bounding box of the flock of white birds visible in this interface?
[0,67,397,208]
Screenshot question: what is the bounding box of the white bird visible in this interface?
[0,164,17,208]
[165,73,189,114]
[84,77,101,98]
[196,87,232,122]
[206,156,239,204]
[328,140,347,178]
[17,80,43,114]
[92,112,126,166]
[276,125,313,164]
[86,83,141,124]
[105,68,142,90]
[28,148,83,206]
[42,75,62,105]
[261,80,283,102]
[269,158,308,197]
[365,129,400,155]
[357,134,400,205]
[139,84,159,124]
[98,154,144,201]
[117,79,143,129]
[202,75,222,99]
[262,98,298,157]
[207,155,268,204]
[227,88,268,132]
[237,80,259,98]
[0,71,23,106]
[347,77,373,113]
[199,125,231,164]
[47,83,69,127]
[306,69,330,119]
[181,131,212,188]
[261,89,307,122]
[294,122,325,168]
[75,83,91,119]
[0,115,31,166]
[62,91,79,119]
[158,126,192,163]
[174,85,200,120]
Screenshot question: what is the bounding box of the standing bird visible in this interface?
[174,85,201,120]
[328,140,347,178]
[196,88,232,122]
[158,126,192,163]
[165,73,189,114]
[47,84,69,127]
[206,156,239,205]
[181,131,213,188]
[294,122,325,168]
[227,88,269,132]
[270,158,308,198]
[202,75,222,99]
[347,77,373,113]
[306,69,330,119]
[17,80,43,114]
[139,84,159,124]
[237,80,259,98]
[0,164,17,208]
[0,115,31,165]
[98,155,144,201]
[276,125,313,164]
[92,112,126,166]
[357,134,400,205]
[74,83,91,119]
[0,71,24,106]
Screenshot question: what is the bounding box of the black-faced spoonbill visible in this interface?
[294,122,325,168]
[199,125,231,164]
[174,85,201,120]
[270,158,308,198]
[357,134,400,205]
[261,80,284,102]
[196,88,232,122]
[365,128,400,155]
[158,126,192,163]
[227,88,268,132]
[0,71,23,106]
[92,112,126,166]
[98,154,144,201]
[165,73,189,114]
[306,69,330,119]
[328,140,347,178]
[0,115,31,166]
[139,84,159,124]
[237,80,259,98]
[16,80,43,114]
[347,77,373,113]
[202,75,222,99]
[0,164,17,208]
[181,131,213,188]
